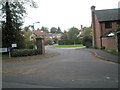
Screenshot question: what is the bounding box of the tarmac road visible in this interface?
[2,46,118,88]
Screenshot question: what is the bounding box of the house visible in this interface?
[46,33,53,39]
[46,33,63,40]
[33,29,46,38]
[29,29,46,40]
[91,6,120,51]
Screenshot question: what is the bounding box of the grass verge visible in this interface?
[1,54,9,59]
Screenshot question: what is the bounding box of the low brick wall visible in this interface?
[102,37,116,49]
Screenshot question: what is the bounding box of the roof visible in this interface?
[94,8,120,22]
[33,30,46,36]
[101,30,120,38]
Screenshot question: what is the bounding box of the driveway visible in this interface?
[2,46,118,88]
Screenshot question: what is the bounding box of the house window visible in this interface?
[117,21,120,25]
[105,22,112,29]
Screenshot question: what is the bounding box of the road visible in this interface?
[2,46,118,88]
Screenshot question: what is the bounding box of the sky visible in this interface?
[23,0,120,31]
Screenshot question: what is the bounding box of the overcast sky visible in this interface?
[23,0,120,31]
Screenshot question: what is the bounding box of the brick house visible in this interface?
[33,29,46,38]
[29,29,47,41]
[91,6,120,51]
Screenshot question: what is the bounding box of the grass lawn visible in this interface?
[55,44,84,47]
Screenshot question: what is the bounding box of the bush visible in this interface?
[82,36,92,48]
[27,44,35,49]
[44,38,53,45]
[58,39,82,45]
[58,39,72,45]
[11,49,40,57]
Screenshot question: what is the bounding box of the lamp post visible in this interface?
[28,22,40,31]
[33,22,45,54]
[33,22,40,31]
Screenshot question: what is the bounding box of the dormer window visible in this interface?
[105,22,112,29]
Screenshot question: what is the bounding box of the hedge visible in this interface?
[58,39,82,45]
[11,49,40,57]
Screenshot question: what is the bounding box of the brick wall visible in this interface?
[102,37,116,49]
[101,22,117,35]
[101,22,117,49]
[94,15,102,48]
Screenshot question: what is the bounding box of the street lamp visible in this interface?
[33,22,40,31]
[28,22,40,31]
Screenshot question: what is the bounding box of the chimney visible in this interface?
[91,5,96,12]
[81,25,83,29]
[91,5,96,47]
[80,25,84,34]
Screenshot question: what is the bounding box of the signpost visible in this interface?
[0,48,7,53]
[8,44,17,58]
[12,44,17,48]
[7,47,11,58]
[0,44,17,58]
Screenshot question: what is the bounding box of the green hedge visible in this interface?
[58,39,82,45]
[11,49,40,57]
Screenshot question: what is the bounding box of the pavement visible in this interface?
[82,48,119,64]
[2,45,119,64]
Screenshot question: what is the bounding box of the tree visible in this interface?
[83,27,92,37]
[67,27,80,45]
[57,27,62,33]
[1,1,38,48]
[82,27,92,48]
[60,30,68,40]
[41,26,49,33]
[1,2,26,48]
[50,27,57,33]
[64,30,67,34]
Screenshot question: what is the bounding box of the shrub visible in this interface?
[48,43,53,45]
[118,52,120,56]
[11,49,40,57]
[27,44,35,49]
[44,38,53,45]
[58,39,82,45]
[82,36,92,48]
[101,46,105,49]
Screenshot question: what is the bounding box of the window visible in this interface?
[105,22,112,29]
[117,21,120,25]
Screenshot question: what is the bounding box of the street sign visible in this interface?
[12,44,17,47]
[0,48,7,53]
